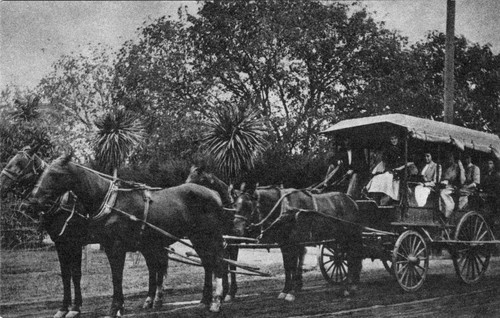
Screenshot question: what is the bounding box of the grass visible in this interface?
[0,245,285,305]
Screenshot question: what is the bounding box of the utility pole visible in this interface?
[444,0,455,124]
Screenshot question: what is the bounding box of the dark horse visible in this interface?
[0,147,87,318]
[29,154,230,317]
[185,165,240,301]
[233,186,363,301]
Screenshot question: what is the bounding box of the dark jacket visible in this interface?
[336,147,368,174]
[383,144,404,170]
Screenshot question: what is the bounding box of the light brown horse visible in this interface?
[234,186,363,301]
[29,154,231,317]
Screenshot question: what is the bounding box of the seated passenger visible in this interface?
[320,137,368,198]
[480,158,500,214]
[439,151,465,220]
[365,132,411,205]
[414,152,439,207]
[458,154,480,210]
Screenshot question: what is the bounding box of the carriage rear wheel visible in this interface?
[452,211,492,284]
[392,230,429,292]
[317,243,348,284]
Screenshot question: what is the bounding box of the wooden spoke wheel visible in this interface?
[318,243,348,285]
[452,211,493,284]
[392,230,429,292]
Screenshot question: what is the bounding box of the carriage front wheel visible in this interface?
[392,230,429,292]
[452,211,493,284]
[317,243,348,285]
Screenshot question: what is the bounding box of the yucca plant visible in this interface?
[201,104,269,182]
[94,109,145,177]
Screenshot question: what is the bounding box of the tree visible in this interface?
[0,90,54,163]
[200,102,268,183]
[38,43,117,161]
[410,31,500,133]
[114,11,210,164]
[188,0,409,153]
[94,109,145,177]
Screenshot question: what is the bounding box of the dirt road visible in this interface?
[2,245,500,318]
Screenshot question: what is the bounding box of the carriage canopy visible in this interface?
[321,113,500,159]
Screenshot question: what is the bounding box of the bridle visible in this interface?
[2,150,86,237]
[234,191,261,227]
[1,150,47,184]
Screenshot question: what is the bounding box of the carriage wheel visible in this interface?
[392,230,429,292]
[452,211,492,284]
[317,243,348,285]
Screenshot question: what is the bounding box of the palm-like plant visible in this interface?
[202,104,268,182]
[94,109,145,177]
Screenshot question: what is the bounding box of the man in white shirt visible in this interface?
[459,154,480,210]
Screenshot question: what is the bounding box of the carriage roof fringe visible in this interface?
[321,113,500,159]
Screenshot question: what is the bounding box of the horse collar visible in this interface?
[93,182,118,222]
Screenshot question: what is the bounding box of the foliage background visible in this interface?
[1,0,499,191]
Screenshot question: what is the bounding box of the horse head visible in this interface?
[0,145,45,198]
[30,152,75,211]
[233,185,261,237]
[186,165,236,206]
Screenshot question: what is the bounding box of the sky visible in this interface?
[1,0,499,90]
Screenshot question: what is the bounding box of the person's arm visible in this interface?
[458,160,466,185]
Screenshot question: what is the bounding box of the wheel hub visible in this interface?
[408,255,420,265]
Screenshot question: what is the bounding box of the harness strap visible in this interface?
[58,202,76,237]
[93,183,117,222]
[0,169,17,180]
[138,189,152,245]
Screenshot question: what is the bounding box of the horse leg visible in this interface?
[54,242,71,318]
[191,234,226,313]
[279,245,297,302]
[153,252,168,308]
[224,246,239,302]
[66,242,83,318]
[293,246,306,292]
[103,240,127,318]
[142,251,157,309]
[343,232,363,297]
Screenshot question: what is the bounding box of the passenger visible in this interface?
[458,154,481,210]
[439,151,465,220]
[480,159,500,214]
[320,137,368,198]
[365,132,411,205]
[481,159,500,195]
[414,152,439,207]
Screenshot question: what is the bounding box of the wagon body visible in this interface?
[317,113,500,291]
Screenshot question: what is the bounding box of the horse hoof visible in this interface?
[53,310,68,318]
[284,294,295,302]
[65,310,80,318]
[153,298,163,308]
[104,308,123,318]
[143,297,153,309]
[224,294,234,302]
[209,297,222,313]
[209,302,221,313]
[342,289,351,298]
[277,292,287,300]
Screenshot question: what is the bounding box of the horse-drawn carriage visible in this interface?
[4,113,500,317]
[315,113,500,291]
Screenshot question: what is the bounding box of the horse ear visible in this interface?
[27,144,41,155]
[61,150,74,165]
[30,96,40,107]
